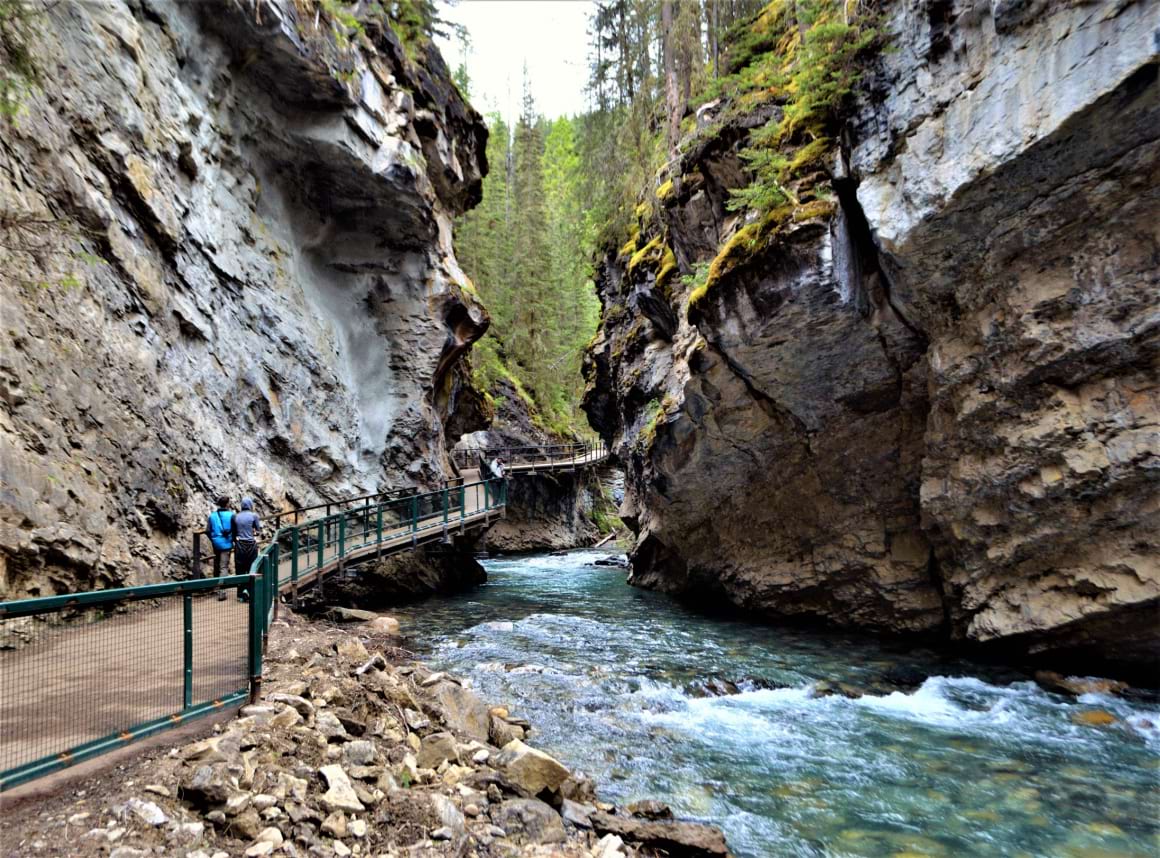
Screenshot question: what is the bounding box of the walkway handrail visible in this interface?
[0,476,507,792]
[452,440,608,471]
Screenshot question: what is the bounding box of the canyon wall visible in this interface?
[0,0,489,599]
[458,383,608,553]
[585,0,1159,671]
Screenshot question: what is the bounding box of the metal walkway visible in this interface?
[0,443,611,790]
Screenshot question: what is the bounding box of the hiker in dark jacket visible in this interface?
[231,497,261,601]
[205,496,234,599]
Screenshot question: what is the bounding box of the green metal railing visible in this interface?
[0,476,506,791]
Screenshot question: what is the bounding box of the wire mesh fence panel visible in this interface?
[0,577,256,790]
[189,592,250,705]
[0,600,182,775]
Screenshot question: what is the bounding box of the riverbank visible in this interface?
[0,610,729,858]
[393,550,1160,857]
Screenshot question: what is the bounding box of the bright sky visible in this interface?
[436,1,593,122]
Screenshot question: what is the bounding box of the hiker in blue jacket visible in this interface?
[205,496,235,600]
[232,497,261,602]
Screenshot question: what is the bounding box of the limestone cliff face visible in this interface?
[0,0,489,599]
[585,0,1159,670]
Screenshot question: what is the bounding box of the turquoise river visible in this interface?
[391,549,1160,857]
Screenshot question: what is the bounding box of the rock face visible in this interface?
[0,0,490,599]
[585,0,1159,672]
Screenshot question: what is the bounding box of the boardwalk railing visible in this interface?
[0,477,506,791]
[453,440,608,473]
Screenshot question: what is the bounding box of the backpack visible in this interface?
[207,509,234,551]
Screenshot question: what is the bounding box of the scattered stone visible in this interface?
[348,818,367,838]
[333,841,352,857]
[67,812,91,825]
[590,811,729,856]
[354,654,387,675]
[491,798,566,845]
[489,715,526,748]
[427,679,491,742]
[180,765,232,807]
[403,708,430,732]
[319,765,365,813]
[562,799,595,828]
[321,811,348,838]
[343,740,378,767]
[142,783,171,798]
[1035,671,1129,697]
[335,637,369,662]
[417,732,459,770]
[472,749,490,764]
[431,827,454,841]
[367,616,401,635]
[596,833,627,858]
[494,740,572,796]
[329,607,379,623]
[175,822,205,840]
[269,693,315,718]
[627,799,673,820]
[316,710,349,741]
[430,793,467,835]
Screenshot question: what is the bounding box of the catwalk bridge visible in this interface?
[0,441,608,790]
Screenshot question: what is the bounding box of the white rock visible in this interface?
[319,765,365,813]
[348,818,367,837]
[123,798,168,826]
[333,841,352,857]
[243,843,273,857]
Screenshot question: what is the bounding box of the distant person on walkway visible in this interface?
[490,457,505,480]
[205,496,234,600]
[232,497,261,602]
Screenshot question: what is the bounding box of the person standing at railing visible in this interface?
[205,496,235,600]
[231,497,261,602]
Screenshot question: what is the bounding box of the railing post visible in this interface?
[338,515,346,573]
[411,495,418,546]
[442,487,449,539]
[248,572,263,704]
[291,528,299,608]
[376,502,383,559]
[192,533,202,580]
[182,592,193,710]
[270,543,280,621]
[316,521,324,572]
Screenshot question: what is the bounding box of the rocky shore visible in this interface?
[0,613,729,858]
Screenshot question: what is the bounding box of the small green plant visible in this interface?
[722,0,880,214]
[0,0,42,121]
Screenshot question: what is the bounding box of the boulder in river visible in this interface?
[1035,671,1129,698]
[1071,710,1119,728]
[809,681,866,700]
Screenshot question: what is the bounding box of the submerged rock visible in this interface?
[1035,672,1130,698]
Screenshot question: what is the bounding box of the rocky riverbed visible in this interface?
[0,612,730,858]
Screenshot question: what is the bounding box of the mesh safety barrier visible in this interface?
[0,477,507,791]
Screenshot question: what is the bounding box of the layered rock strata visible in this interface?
[584,0,1159,670]
[0,0,489,599]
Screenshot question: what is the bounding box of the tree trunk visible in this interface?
[662,0,680,155]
